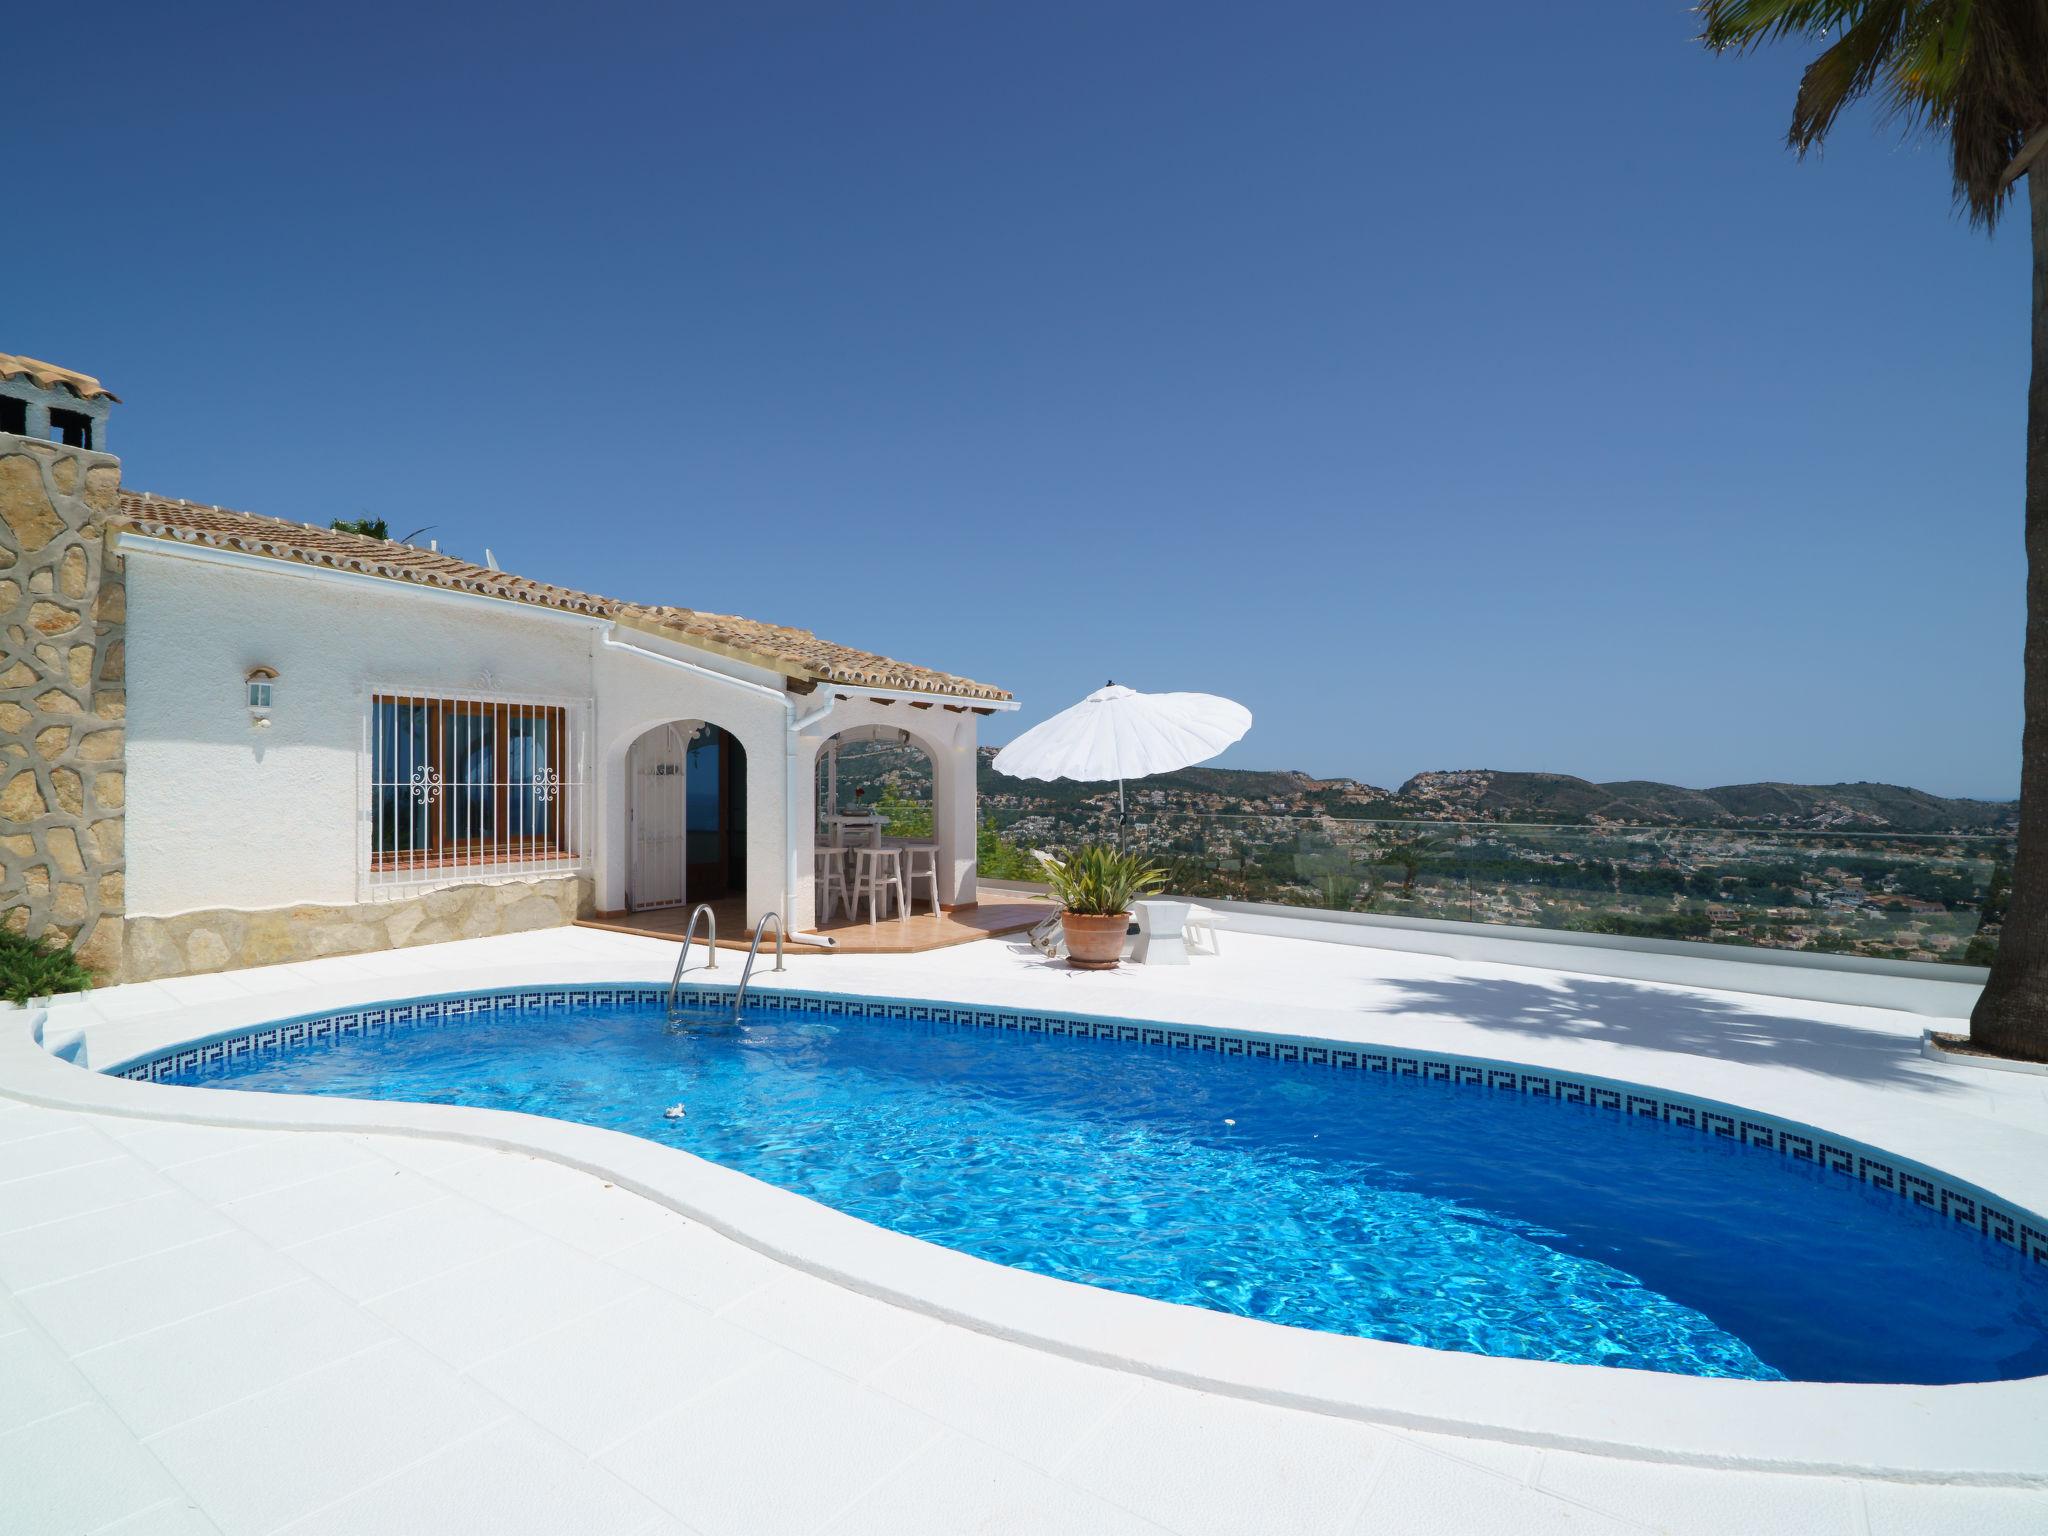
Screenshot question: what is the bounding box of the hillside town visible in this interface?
[959,756,2012,965]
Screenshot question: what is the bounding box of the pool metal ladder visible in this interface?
[665,906,783,1027]
[730,912,785,1022]
[664,904,717,1023]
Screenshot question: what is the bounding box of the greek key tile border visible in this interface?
[111,981,2048,1267]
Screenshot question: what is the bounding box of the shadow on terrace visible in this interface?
[1369,974,1961,1095]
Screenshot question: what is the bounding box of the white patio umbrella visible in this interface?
[991,683,1253,819]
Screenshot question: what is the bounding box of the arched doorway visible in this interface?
[626,721,747,913]
[685,722,747,901]
[818,725,932,834]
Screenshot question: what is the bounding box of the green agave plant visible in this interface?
[0,931,95,1006]
[1036,844,1168,917]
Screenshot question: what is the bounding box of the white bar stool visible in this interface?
[814,846,851,922]
[900,843,942,913]
[851,846,906,924]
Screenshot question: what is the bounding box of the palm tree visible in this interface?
[1700,2,2048,1060]
[1373,832,1444,895]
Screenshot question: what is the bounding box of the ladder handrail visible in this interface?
[731,911,785,1021]
[666,903,719,1019]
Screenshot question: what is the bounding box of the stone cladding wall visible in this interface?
[122,876,595,980]
[0,438,125,977]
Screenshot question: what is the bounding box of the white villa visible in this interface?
[4,349,2046,1536]
[0,353,1016,981]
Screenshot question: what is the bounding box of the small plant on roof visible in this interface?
[0,930,95,1006]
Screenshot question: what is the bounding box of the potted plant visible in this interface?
[1037,844,1167,970]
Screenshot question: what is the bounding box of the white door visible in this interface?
[629,724,689,911]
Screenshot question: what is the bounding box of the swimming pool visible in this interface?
[138,984,2048,1385]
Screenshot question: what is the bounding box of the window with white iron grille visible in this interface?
[362,690,590,898]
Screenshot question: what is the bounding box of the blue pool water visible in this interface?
[168,994,2048,1384]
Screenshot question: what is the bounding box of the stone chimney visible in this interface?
[0,354,126,980]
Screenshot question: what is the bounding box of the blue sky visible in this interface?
[8,1,2026,797]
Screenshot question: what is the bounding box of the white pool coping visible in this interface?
[8,925,2048,1489]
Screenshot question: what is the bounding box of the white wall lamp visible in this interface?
[246,665,277,729]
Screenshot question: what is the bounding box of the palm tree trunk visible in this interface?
[1970,165,2048,1062]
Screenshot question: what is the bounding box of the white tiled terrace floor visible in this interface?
[4,925,2047,1535]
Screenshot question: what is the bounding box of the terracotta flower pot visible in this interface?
[1061,911,1131,970]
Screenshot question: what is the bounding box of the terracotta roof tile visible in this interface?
[0,352,120,403]
[114,491,1011,702]
[631,605,1011,701]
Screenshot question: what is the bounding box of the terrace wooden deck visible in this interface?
[579,893,1054,955]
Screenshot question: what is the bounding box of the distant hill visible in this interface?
[1388,769,2015,832]
[967,754,2015,834]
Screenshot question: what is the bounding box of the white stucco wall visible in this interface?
[125,549,601,916]
[590,634,790,924]
[124,540,998,933]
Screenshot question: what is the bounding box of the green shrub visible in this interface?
[871,794,1041,882]
[874,790,933,839]
[0,931,95,1005]
[978,817,1040,881]
[1036,844,1167,916]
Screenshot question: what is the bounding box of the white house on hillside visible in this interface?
[0,353,1014,981]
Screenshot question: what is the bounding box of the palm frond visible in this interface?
[1698,0,1870,52]
[1788,2,1916,148]
[1698,0,2048,227]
